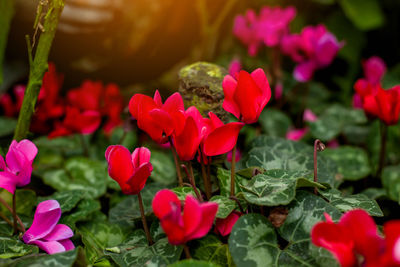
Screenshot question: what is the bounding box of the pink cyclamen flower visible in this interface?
[0,139,37,194]
[257,6,296,47]
[233,9,261,56]
[228,58,242,78]
[363,56,386,85]
[222,68,271,124]
[281,24,343,82]
[286,128,308,141]
[22,200,74,254]
[152,189,218,245]
[303,109,318,122]
[105,145,153,195]
[227,148,241,163]
[215,211,241,236]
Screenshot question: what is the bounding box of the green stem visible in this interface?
[230,144,237,197]
[0,0,14,85]
[13,0,64,141]
[138,192,153,245]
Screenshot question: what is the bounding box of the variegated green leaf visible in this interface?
[169,259,219,267]
[171,187,196,201]
[323,146,371,181]
[239,170,325,206]
[150,151,177,185]
[0,237,38,259]
[259,109,292,137]
[318,188,383,216]
[7,248,78,266]
[216,168,247,197]
[150,220,165,242]
[382,165,400,203]
[209,196,236,219]
[41,157,107,199]
[192,235,235,267]
[61,199,101,228]
[246,136,337,187]
[109,183,164,227]
[37,190,85,213]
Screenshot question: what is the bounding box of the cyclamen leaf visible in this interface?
[239,170,325,206]
[209,196,237,219]
[150,151,177,185]
[61,199,101,228]
[382,165,400,203]
[171,187,196,201]
[0,237,38,259]
[191,235,235,267]
[37,190,85,213]
[318,188,383,217]
[169,259,219,267]
[0,117,17,137]
[7,249,78,267]
[246,136,337,187]
[258,109,292,138]
[216,168,247,197]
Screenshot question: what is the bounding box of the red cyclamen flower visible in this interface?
[222,68,271,124]
[152,189,218,245]
[129,90,185,144]
[215,211,241,236]
[312,209,400,267]
[105,145,153,195]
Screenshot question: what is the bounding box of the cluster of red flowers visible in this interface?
[105,68,271,245]
[0,63,124,137]
[354,57,400,126]
[312,209,400,267]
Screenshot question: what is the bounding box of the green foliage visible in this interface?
[209,196,237,219]
[191,235,234,267]
[382,165,400,203]
[216,168,247,197]
[0,117,17,137]
[6,249,78,267]
[0,237,38,259]
[339,0,384,30]
[150,150,177,185]
[170,259,219,267]
[259,109,292,137]
[246,136,337,187]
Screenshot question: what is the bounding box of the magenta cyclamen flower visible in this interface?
[0,139,37,194]
[233,9,260,56]
[22,200,74,254]
[281,24,343,82]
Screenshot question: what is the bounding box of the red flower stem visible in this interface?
[200,151,211,199]
[182,163,204,202]
[79,134,89,157]
[137,192,153,245]
[183,244,191,259]
[377,122,388,178]
[13,0,64,141]
[313,139,325,194]
[0,195,25,233]
[169,137,183,187]
[230,144,237,197]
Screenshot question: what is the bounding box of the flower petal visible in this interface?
[0,171,17,194]
[59,239,75,251]
[131,147,151,169]
[42,224,74,241]
[222,75,240,119]
[174,117,201,161]
[23,200,61,243]
[126,163,152,194]
[203,122,244,156]
[187,201,218,240]
[14,140,38,163]
[183,195,203,239]
[30,240,66,255]
[152,189,181,219]
[163,92,184,113]
[105,145,135,194]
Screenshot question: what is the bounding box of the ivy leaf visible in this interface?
[78,220,127,265]
[7,248,78,266]
[191,235,235,267]
[106,233,182,267]
[150,151,177,185]
[246,136,337,187]
[323,147,371,181]
[41,157,107,199]
[209,196,236,219]
[0,237,38,259]
[319,189,383,216]
[238,170,325,206]
[382,165,400,203]
[37,190,85,213]
[109,183,164,227]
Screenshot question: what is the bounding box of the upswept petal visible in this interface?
[208,112,224,129]
[126,162,152,194]
[152,189,181,219]
[59,239,75,251]
[0,155,5,170]
[149,109,175,136]
[163,92,184,113]
[188,201,218,240]
[174,117,201,161]
[42,224,74,241]
[222,75,240,119]
[105,145,134,194]
[383,220,400,265]
[23,200,61,243]
[215,211,241,236]
[13,140,38,163]
[203,122,244,156]
[160,217,185,245]
[129,94,156,120]
[78,110,102,134]
[153,90,162,107]
[131,147,151,169]
[250,68,271,109]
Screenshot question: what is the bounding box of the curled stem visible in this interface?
[169,137,183,187]
[0,196,25,233]
[313,139,325,194]
[137,192,153,245]
[230,144,237,197]
[182,163,204,202]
